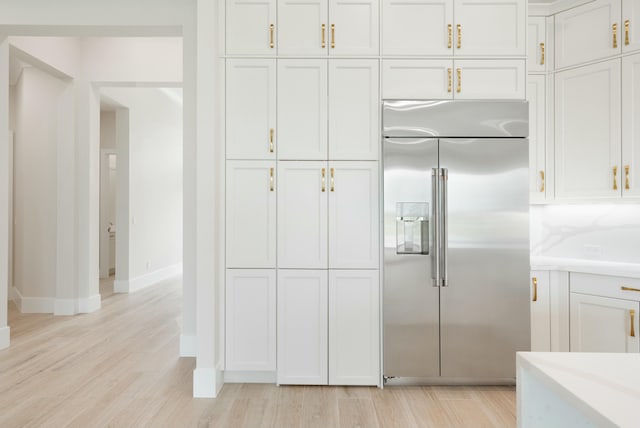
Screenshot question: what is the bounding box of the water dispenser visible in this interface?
[396,202,429,255]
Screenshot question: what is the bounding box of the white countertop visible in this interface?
[517,352,640,428]
[531,256,640,279]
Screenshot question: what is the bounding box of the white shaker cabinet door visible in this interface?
[277,161,328,269]
[328,60,379,160]
[453,60,525,100]
[530,271,551,352]
[277,270,329,385]
[226,0,276,55]
[226,161,276,268]
[328,161,379,269]
[570,293,640,353]
[329,0,379,56]
[278,0,328,56]
[382,0,453,56]
[329,270,380,386]
[528,75,546,202]
[623,0,640,53]
[278,60,328,160]
[225,269,276,371]
[528,16,546,73]
[382,60,453,100]
[623,53,640,198]
[555,0,621,69]
[454,0,526,57]
[555,59,621,200]
[226,59,276,160]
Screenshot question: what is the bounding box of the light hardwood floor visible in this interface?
[0,278,516,427]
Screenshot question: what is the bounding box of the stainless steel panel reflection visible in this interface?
[438,138,530,379]
[383,137,440,378]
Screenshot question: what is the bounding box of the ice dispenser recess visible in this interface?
[396,202,429,255]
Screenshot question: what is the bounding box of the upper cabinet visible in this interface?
[622,52,640,198]
[623,0,640,53]
[226,0,277,55]
[329,0,380,56]
[528,16,546,73]
[528,74,546,202]
[382,0,525,57]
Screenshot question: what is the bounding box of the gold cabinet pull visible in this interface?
[539,170,545,192]
[613,166,619,190]
[626,20,630,46]
[321,168,326,192]
[269,24,275,49]
[448,24,452,49]
[321,24,326,48]
[613,23,618,48]
[330,168,335,192]
[622,286,640,293]
[269,168,274,192]
[532,277,538,302]
[625,165,631,190]
[540,43,545,65]
[457,24,462,49]
[447,68,452,93]
[456,68,461,93]
[269,128,274,153]
[631,309,636,338]
[331,24,335,49]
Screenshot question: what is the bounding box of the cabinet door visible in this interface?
[329,270,379,385]
[328,161,379,269]
[555,59,621,200]
[278,0,328,56]
[528,75,546,202]
[555,0,621,69]
[226,0,276,55]
[226,161,276,268]
[278,60,328,160]
[623,0,640,53]
[328,60,379,160]
[225,269,276,371]
[278,161,328,268]
[528,16,546,73]
[277,270,328,385]
[226,60,276,160]
[382,60,453,100]
[570,293,639,353]
[530,271,550,352]
[382,0,453,56]
[453,59,525,100]
[454,0,526,57]
[329,0,379,56]
[623,53,640,198]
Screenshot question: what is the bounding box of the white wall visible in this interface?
[100,111,115,149]
[99,111,116,278]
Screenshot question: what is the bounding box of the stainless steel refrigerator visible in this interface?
[382,100,530,384]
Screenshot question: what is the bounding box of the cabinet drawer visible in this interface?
[570,272,640,302]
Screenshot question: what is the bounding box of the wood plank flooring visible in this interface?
[0,278,516,427]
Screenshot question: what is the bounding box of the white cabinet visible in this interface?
[622,53,640,198]
[226,161,277,268]
[623,0,640,53]
[278,0,378,56]
[328,162,379,268]
[555,0,621,69]
[570,293,640,353]
[528,75,546,202]
[329,270,379,385]
[226,0,276,55]
[382,60,453,99]
[530,271,551,352]
[277,269,329,385]
[454,59,526,100]
[226,59,276,160]
[554,59,621,200]
[226,270,277,371]
[528,16,546,73]
[277,60,328,160]
[277,162,328,268]
[328,60,379,160]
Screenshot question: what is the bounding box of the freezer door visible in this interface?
[383,137,440,378]
[439,138,530,379]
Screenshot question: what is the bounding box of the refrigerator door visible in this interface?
[383,137,440,378]
[439,138,530,379]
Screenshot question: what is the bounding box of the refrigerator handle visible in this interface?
[441,168,449,287]
[431,168,440,287]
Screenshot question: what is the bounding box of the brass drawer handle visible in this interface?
[321,24,326,48]
[447,68,452,93]
[270,24,274,49]
[540,43,545,65]
[613,166,619,190]
[631,309,636,338]
[331,24,335,49]
[330,168,335,192]
[448,24,452,49]
[539,170,545,193]
[321,168,326,192]
[625,20,630,46]
[613,23,618,49]
[457,24,462,49]
[456,68,461,93]
[625,165,630,190]
[269,128,274,153]
[621,286,640,293]
[269,168,274,192]
[532,277,538,302]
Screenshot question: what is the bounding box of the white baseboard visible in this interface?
[54,299,76,316]
[223,371,276,384]
[180,334,197,357]
[12,287,54,313]
[0,326,10,350]
[15,288,101,316]
[114,263,182,293]
[193,365,224,398]
[79,294,101,313]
